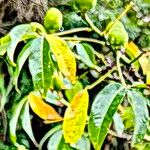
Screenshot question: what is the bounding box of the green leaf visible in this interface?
[9,96,27,144]
[0,74,7,111]
[127,90,149,147]
[13,41,32,92]
[70,134,91,150]
[88,83,125,150]
[7,24,35,66]
[113,112,124,135]
[39,125,62,150]
[28,37,54,92]
[65,81,83,102]
[21,101,38,147]
[76,43,99,70]
[47,130,73,150]
[81,43,97,64]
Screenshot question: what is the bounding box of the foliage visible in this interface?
[0,1,150,150]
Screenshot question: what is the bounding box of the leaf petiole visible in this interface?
[86,66,117,90]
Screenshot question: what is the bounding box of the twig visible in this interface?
[53,27,92,36]
[117,51,126,87]
[86,66,117,90]
[84,13,102,36]
[62,37,105,45]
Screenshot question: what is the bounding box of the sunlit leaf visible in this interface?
[127,90,149,147]
[7,24,35,66]
[46,35,76,84]
[21,101,38,147]
[121,106,134,130]
[0,74,7,112]
[9,96,27,144]
[63,89,89,144]
[88,83,125,150]
[28,92,63,122]
[65,81,83,102]
[30,22,46,34]
[28,37,54,93]
[0,43,9,56]
[146,57,150,85]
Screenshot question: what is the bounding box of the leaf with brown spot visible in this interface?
[63,89,89,144]
[46,35,76,84]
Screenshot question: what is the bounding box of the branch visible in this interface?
[62,37,105,45]
[53,27,92,36]
[86,66,117,90]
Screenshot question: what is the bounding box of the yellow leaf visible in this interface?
[28,92,63,123]
[146,57,150,85]
[126,42,148,74]
[63,89,89,144]
[46,35,76,84]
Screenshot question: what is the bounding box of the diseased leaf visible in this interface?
[146,57,150,85]
[9,96,27,144]
[21,101,38,147]
[63,89,89,144]
[28,92,63,123]
[46,35,76,84]
[88,83,125,150]
[28,37,54,92]
[126,42,148,74]
[65,81,83,102]
[7,24,35,66]
[127,90,149,147]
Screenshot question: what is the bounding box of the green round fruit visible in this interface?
[107,21,128,48]
[44,7,63,33]
[106,21,125,33]
[75,0,97,12]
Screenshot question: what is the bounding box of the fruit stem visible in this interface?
[86,66,117,90]
[102,1,134,35]
[117,51,126,87]
[62,37,105,45]
[84,13,102,36]
[53,27,92,36]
